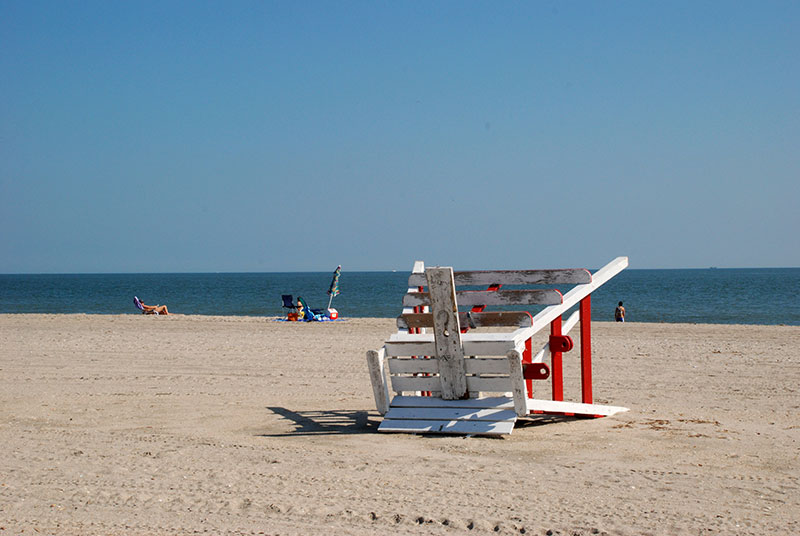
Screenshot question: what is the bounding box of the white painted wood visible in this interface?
[397,311,533,330]
[465,376,512,393]
[389,395,514,409]
[389,374,512,394]
[526,399,629,417]
[506,350,529,417]
[387,357,439,374]
[386,333,521,358]
[387,357,510,375]
[425,267,467,400]
[366,348,390,415]
[563,309,581,335]
[408,268,591,287]
[378,419,515,436]
[385,339,436,357]
[390,375,441,393]
[464,358,513,375]
[403,289,563,307]
[383,407,517,422]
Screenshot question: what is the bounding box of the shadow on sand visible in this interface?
[260,407,584,437]
[261,407,378,437]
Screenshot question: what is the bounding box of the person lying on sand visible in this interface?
[133,296,169,315]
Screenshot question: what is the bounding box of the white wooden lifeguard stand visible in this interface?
[366,257,629,436]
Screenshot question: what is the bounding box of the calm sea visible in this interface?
[0,268,798,326]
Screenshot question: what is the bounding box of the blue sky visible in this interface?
[1,1,798,273]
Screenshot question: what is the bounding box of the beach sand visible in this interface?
[0,314,798,535]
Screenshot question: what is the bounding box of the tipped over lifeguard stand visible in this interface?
[366,257,629,436]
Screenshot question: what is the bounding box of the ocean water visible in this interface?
[0,268,798,326]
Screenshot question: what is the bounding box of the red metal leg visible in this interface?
[580,295,592,404]
[550,315,564,401]
[523,337,533,397]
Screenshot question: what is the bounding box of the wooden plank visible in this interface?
[390,375,440,393]
[388,357,508,375]
[526,399,629,417]
[465,376,512,393]
[403,289,563,307]
[389,395,514,409]
[464,358,512,375]
[389,372,511,394]
[386,333,520,357]
[366,348,390,415]
[506,350,528,417]
[409,268,591,287]
[385,339,436,357]
[378,419,515,436]
[397,311,533,330]
[383,407,517,422]
[387,357,439,374]
[425,267,467,400]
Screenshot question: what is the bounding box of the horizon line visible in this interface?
[2,266,799,276]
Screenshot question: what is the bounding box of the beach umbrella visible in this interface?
[326,265,341,309]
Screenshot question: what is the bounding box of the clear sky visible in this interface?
[1,1,798,273]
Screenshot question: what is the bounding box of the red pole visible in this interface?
[550,315,564,401]
[523,337,533,398]
[580,295,592,404]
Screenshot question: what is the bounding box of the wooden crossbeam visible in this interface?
[397,311,532,330]
[403,289,563,308]
[408,268,591,287]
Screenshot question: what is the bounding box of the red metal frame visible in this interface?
[580,295,592,404]
[550,315,564,401]
[546,297,594,406]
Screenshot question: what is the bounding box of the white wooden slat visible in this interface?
[397,311,533,330]
[450,289,563,307]
[463,358,511,375]
[408,268,592,287]
[384,339,435,357]
[366,348,389,415]
[390,375,512,394]
[506,351,528,417]
[526,399,629,417]
[465,376,512,393]
[389,375,441,393]
[462,338,521,357]
[387,357,508,375]
[386,334,520,358]
[389,395,514,409]
[387,357,439,374]
[425,267,468,400]
[378,419,515,436]
[384,407,517,422]
[403,289,563,307]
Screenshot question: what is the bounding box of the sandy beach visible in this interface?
[0,314,798,535]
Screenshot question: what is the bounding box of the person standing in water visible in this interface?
[615,301,626,322]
